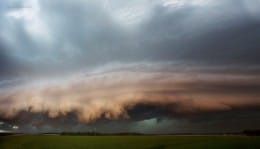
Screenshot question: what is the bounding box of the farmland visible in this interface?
[0,135,260,149]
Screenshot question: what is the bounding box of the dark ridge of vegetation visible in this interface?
[57,129,260,136]
[0,133,14,136]
[60,132,144,136]
[243,129,260,136]
[1,129,260,136]
[0,132,25,136]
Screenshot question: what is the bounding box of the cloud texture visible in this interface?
[1,63,259,123]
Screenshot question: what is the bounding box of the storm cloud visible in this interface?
[0,63,260,123]
[0,0,260,133]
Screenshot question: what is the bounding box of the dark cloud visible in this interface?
[2,106,260,134]
[0,41,20,79]
[0,0,259,74]
[136,0,260,66]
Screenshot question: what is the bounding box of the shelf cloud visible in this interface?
[1,63,259,124]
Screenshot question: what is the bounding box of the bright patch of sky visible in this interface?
[161,0,210,7]
[243,0,260,20]
[104,0,153,27]
[5,0,52,44]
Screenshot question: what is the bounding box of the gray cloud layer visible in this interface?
[0,0,260,78]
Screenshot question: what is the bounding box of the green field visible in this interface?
[0,135,260,149]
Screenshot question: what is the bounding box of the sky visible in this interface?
[0,0,260,133]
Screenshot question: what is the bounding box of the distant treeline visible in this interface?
[243,130,260,136]
[1,130,260,136]
[60,132,144,136]
[56,130,260,136]
[0,133,14,136]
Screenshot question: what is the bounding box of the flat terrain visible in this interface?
[0,135,260,149]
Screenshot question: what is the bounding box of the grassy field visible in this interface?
[0,135,260,149]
